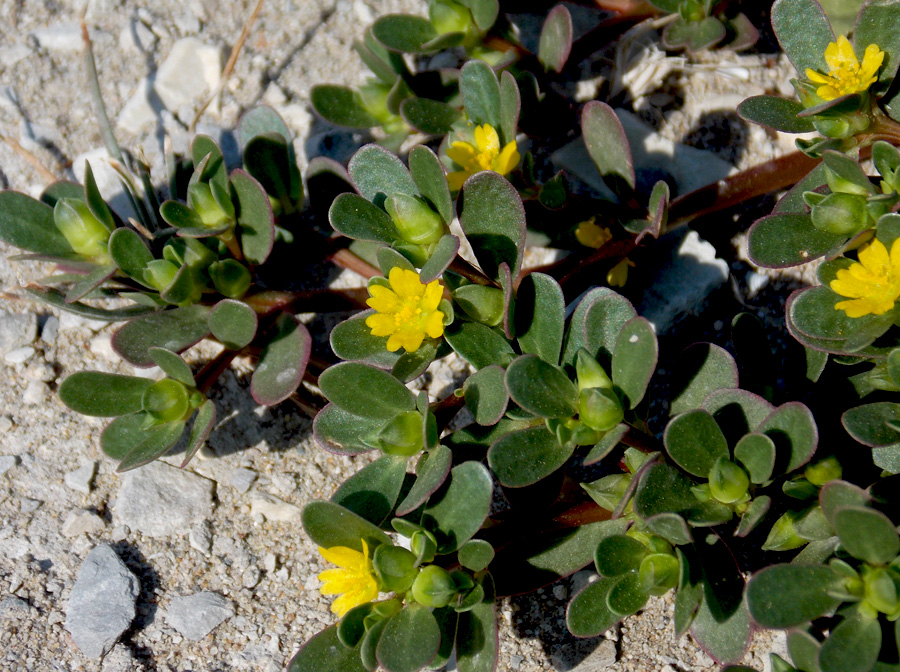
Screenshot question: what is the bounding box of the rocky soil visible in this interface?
[0,1,798,670]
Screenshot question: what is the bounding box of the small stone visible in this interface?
[274,567,289,582]
[59,310,107,333]
[262,553,277,574]
[229,467,257,493]
[0,455,19,476]
[4,346,35,364]
[0,44,31,67]
[31,23,82,51]
[62,509,106,537]
[110,525,129,542]
[262,83,287,107]
[164,591,233,640]
[117,78,158,135]
[0,310,37,355]
[20,498,41,513]
[153,38,223,112]
[249,491,301,522]
[0,595,31,619]
[65,544,140,659]
[100,643,136,672]
[552,638,617,671]
[270,473,295,496]
[25,362,56,382]
[90,335,117,360]
[41,316,59,343]
[553,585,567,601]
[65,462,97,494]
[189,522,212,556]
[242,566,261,589]
[23,380,48,405]
[114,461,214,538]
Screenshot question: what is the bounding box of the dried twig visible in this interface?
[0,135,58,184]
[190,0,266,132]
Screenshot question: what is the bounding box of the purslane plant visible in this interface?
[7,1,900,671]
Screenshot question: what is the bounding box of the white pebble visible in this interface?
[4,346,35,364]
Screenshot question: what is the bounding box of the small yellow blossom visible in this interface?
[607,258,635,288]
[366,267,445,352]
[831,238,900,318]
[446,124,520,191]
[805,35,884,101]
[575,218,613,249]
[318,539,379,617]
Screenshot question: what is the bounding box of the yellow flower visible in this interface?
[446,124,520,191]
[831,238,900,318]
[318,540,379,617]
[575,218,613,249]
[366,267,445,352]
[607,258,635,288]
[805,35,884,101]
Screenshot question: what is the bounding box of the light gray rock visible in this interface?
[0,310,37,356]
[65,544,140,659]
[242,566,261,589]
[31,23,82,51]
[114,461,214,538]
[189,521,212,555]
[552,638,617,671]
[164,591,233,640]
[0,595,32,620]
[153,38,222,112]
[100,644,136,672]
[20,498,41,513]
[0,455,18,476]
[22,380,48,405]
[638,230,730,334]
[117,77,159,135]
[0,45,31,67]
[65,462,96,495]
[229,467,257,493]
[40,315,59,343]
[62,509,106,538]
[249,491,301,522]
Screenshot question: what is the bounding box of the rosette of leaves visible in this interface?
[292,459,497,672]
[309,0,502,146]
[747,487,900,672]
[0,107,314,467]
[649,0,759,52]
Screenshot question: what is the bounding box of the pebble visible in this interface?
[4,346,35,364]
[40,316,59,343]
[110,525,129,542]
[117,77,158,135]
[229,467,257,493]
[22,380,48,405]
[551,638,617,671]
[249,491,302,522]
[58,310,107,333]
[0,310,37,355]
[242,566,261,589]
[65,462,97,494]
[100,644,136,672]
[65,544,140,659]
[153,37,223,112]
[31,22,83,51]
[189,521,213,556]
[0,595,32,619]
[0,44,31,67]
[553,585,567,601]
[20,498,41,513]
[62,509,106,537]
[89,335,117,360]
[164,591,234,640]
[114,461,215,538]
[0,455,19,476]
[25,361,56,382]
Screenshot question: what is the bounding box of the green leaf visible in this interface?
[376,604,440,672]
[456,574,498,672]
[463,365,509,426]
[595,535,647,577]
[607,572,648,616]
[566,577,620,637]
[584,423,628,466]
[675,548,703,638]
[98,412,151,459]
[498,71,520,148]
[460,0,498,30]
[208,299,257,351]
[396,445,452,516]
[332,455,408,526]
[787,630,821,672]
[302,500,391,552]
[250,313,311,406]
[287,626,366,672]
[0,190,75,256]
[319,362,415,420]
[664,409,729,478]
[820,480,871,526]
[458,171,526,281]
[582,102,634,192]
[422,461,493,553]
[420,235,459,284]
[191,135,228,191]
[734,433,777,484]
[372,14,439,53]
[748,213,846,268]
[311,85,380,129]
[459,540,495,572]
[833,506,900,564]
[757,402,819,473]
[515,273,564,365]
[349,145,419,206]
[59,372,153,417]
[488,425,574,487]
[64,264,117,304]
[40,180,84,207]
[738,95,816,133]
[25,286,153,322]
[633,463,698,520]
[538,4,573,73]
[562,288,637,370]
[238,105,293,150]
[612,317,657,409]
[116,420,186,472]
[771,0,835,75]
[443,321,514,370]
[747,564,840,628]
[409,145,453,226]
[663,16,727,51]
[400,98,461,135]
[735,495,772,537]
[108,227,153,283]
[460,60,500,130]
[111,306,210,367]
[329,192,400,244]
[855,0,900,87]
[669,343,739,416]
[313,403,382,455]
[330,312,400,369]
[505,355,577,418]
[843,402,900,447]
[181,398,215,468]
[819,613,881,672]
[147,347,194,386]
[231,169,275,265]
[690,596,751,666]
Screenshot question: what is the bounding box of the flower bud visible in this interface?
[53,198,111,260]
[762,510,807,552]
[810,192,868,234]
[142,379,190,424]
[385,194,446,245]
[208,259,251,298]
[375,410,425,456]
[453,285,505,326]
[708,457,750,504]
[575,349,613,391]
[579,387,624,432]
[188,182,232,229]
[372,545,418,594]
[804,456,842,487]
[411,565,456,608]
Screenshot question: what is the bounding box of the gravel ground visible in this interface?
[0,1,795,670]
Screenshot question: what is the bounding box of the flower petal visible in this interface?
[475,124,500,154]
[447,142,477,169]
[493,141,520,176]
[319,545,364,568]
[424,310,445,338]
[390,267,425,298]
[447,170,469,192]
[366,313,397,336]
